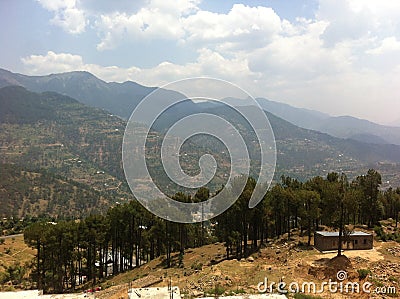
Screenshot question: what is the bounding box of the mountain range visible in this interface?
[1,84,400,218]
[224,97,400,146]
[1,68,399,146]
[1,69,400,216]
[0,68,191,120]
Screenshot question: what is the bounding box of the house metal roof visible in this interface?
[315,231,372,237]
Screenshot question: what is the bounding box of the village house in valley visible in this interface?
[314,231,373,251]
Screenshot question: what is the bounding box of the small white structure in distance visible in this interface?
[128,286,181,299]
[199,295,287,299]
[0,290,91,299]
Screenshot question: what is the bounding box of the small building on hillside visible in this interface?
[314,231,373,251]
[199,295,287,299]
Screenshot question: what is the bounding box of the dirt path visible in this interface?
[0,233,23,239]
[310,247,385,264]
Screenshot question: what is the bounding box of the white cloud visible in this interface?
[21,51,84,73]
[93,2,284,52]
[348,0,400,21]
[367,37,400,55]
[21,51,141,83]
[95,0,200,50]
[317,0,372,46]
[20,49,252,86]
[149,0,200,16]
[317,0,400,46]
[78,0,148,14]
[27,0,400,123]
[37,0,86,34]
[36,0,72,11]
[248,20,338,78]
[273,68,400,125]
[95,11,185,50]
[183,4,282,51]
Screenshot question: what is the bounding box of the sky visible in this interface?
[1,0,400,125]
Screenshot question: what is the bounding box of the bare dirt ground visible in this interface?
[2,230,399,298]
[94,231,400,299]
[311,247,384,263]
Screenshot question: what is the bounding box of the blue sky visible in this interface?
[1,0,400,124]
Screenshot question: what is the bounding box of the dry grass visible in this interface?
[2,229,399,298]
[0,234,36,291]
[0,234,35,272]
[95,230,400,299]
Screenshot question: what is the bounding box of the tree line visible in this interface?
[24,169,400,293]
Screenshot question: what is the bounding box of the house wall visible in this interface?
[314,233,373,251]
[314,235,339,251]
[351,235,373,250]
[314,233,326,251]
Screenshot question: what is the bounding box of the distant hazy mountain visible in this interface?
[221,97,331,129]
[348,133,389,145]
[1,85,400,217]
[256,98,331,129]
[201,103,400,165]
[313,116,400,146]
[260,98,400,146]
[389,118,400,127]
[1,68,400,146]
[0,68,192,120]
[222,97,400,146]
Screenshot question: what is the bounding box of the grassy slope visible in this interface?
[93,226,400,299]
[0,234,36,291]
[1,223,400,298]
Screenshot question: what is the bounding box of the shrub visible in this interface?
[388,275,398,283]
[374,226,387,241]
[6,262,26,284]
[206,284,225,296]
[374,226,383,236]
[0,271,10,284]
[234,288,245,294]
[357,269,370,279]
[190,262,203,271]
[294,294,324,299]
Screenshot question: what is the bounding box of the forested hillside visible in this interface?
[0,86,133,217]
[0,164,112,218]
[22,171,400,293]
[2,86,400,217]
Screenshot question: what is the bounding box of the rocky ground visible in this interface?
[93,229,400,299]
[3,228,398,298]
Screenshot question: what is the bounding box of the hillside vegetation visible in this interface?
[0,86,132,217]
[16,170,400,293]
[2,86,400,217]
[0,164,110,218]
